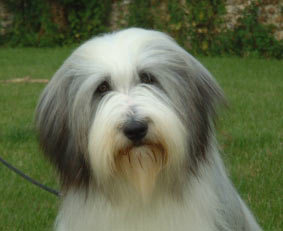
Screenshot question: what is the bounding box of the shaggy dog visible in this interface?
[35,28,262,231]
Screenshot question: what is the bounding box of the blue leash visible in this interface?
[0,155,59,197]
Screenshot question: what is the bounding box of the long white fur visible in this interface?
[36,28,262,231]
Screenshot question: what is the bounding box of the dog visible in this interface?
[35,28,262,231]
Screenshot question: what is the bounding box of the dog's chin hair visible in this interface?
[114,142,167,200]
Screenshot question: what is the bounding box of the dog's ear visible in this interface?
[193,59,225,120]
[186,57,225,171]
[35,66,91,190]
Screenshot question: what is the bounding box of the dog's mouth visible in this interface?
[114,142,167,199]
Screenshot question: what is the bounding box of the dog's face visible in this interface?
[36,28,223,198]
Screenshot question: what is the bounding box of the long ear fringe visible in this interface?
[35,71,91,190]
[186,57,226,174]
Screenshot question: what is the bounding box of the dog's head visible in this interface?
[35,28,223,198]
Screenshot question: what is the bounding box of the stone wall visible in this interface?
[110,0,283,41]
[1,0,282,40]
[225,0,283,40]
[0,1,12,35]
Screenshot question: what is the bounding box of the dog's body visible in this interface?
[36,28,261,231]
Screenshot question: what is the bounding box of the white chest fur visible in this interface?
[55,179,223,231]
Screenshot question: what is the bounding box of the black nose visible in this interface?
[123,120,148,142]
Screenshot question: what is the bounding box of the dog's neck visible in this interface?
[89,170,187,209]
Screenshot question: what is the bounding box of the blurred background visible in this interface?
[0,0,283,58]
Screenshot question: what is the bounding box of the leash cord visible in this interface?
[0,155,59,197]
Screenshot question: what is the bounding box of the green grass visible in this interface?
[0,47,73,231]
[0,48,282,231]
[0,47,74,80]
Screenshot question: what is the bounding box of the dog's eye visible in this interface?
[97,81,111,94]
[140,73,156,85]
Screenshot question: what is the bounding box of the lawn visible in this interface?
[0,47,282,231]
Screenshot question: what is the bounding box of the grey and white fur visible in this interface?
[35,28,262,231]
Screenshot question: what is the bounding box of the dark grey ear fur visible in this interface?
[186,58,225,174]
[35,68,91,190]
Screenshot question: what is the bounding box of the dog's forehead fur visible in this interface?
[67,28,194,91]
[73,28,180,66]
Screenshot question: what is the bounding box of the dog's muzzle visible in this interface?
[113,119,167,199]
